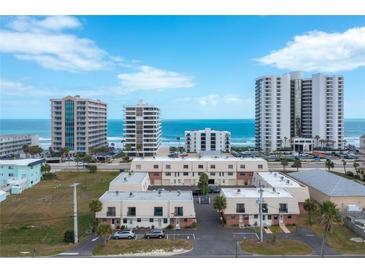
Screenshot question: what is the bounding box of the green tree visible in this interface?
[213,195,227,217]
[169,146,177,153]
[176,136,181,148]
[325,159,334,171]
[136,144,143,157]
[87,165,97,173]
[96,222,113,245]
[303,199,318,226]
[293,159,302,172]
[198,172,209,195]
[22,144,30,156]
[60,147,69,162]
[353,160,360,175]
[41,163,51,174]
[319,201,341,257]
[281,159,289,171]
[89,200,103,232]
[342,159,347,174]
[29,145,43,156]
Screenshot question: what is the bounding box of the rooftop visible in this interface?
[221,187,293,198]
[290,169,365,197]
[109,172,148,185]
[132,156,266,162]
[99,190,193,202]
[257,172,304,188]
[0,159,45,167]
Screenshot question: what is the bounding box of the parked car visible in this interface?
[168,153,179,158]
[113,230,135,240]
[144,229,165,239]
[192,188,202,196]
[208,185,220,194]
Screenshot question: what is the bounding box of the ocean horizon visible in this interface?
[0,118,364,149]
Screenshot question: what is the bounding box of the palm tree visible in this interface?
[281,159,289,171]
[325,159,334,171]
[319,201,341,257]
[176,136,181,150]
[89,200,103,232]
[60,147,69,162]
[22,144,30,157]
[213,195,227,219]
[342,159,347,174]
[136,144,143,157]
[198,173,209,195]
[319,139,325,149]
[41,163,51,174]
[303,199,317,226]
[353,160,360,176]
[283,136,288,148]
[293,159,302,172]
[96,222,113,245]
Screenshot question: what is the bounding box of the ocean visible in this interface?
[0,119,364,149]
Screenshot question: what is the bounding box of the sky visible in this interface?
[0,16,365,119]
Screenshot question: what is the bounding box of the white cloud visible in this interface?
[0,16,116,72]
[117,66,194,92]
[257,27,365,72]
[176,94,246,106]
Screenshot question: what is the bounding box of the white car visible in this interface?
[113,230,136,240]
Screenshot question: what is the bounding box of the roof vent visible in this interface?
[272,187,276,193]
[286,179,290,185]
[280,176,284,181]
[129,192,133,197]
[177,190,181,196]
[158,189,162,196]
[124,177,127,182]
[237,189,241,193]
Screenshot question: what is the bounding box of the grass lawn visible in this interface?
[240,239,312,255]
[0,171,118,257]
[297,215,365,254]
[93,239,193,256]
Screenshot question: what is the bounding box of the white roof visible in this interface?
[132,156,265,162]
[99,190,193,202]
[0,159,44,166]
[0,190,6,195]
[257,172,304,188]
[110,172,148,185]
[221,187,293,198]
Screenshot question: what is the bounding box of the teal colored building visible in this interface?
[0,159,45,194]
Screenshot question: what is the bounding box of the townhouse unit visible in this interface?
[252,172,310,213]
[123,101,161,157]
[109,172,150,192]
[185,128,231,153]
[51,95,108,154]
[130,156,269,186]
[221,188,300,227]
[255,71,344,153]
[0,159,45,194]
[0,134,39,158]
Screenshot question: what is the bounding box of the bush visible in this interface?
[346,171,354,177]
[86,165,97,173]
[42,173,57,180]
[165,224,173,230]
[191,222,197,229]
[354,174,360,179]
[64,230,74,243]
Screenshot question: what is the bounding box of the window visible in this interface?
[163,218,168,224]
[123,218,127,224]
[236,203,245,213]
[165,172,171,176]
[274,215,278,220]
[262,203,268,213]
[288,215,292,219]
[153,165,159,169]
[254,214,258,219]
[149,218,154,223]
[154,207,163,216]
[240,164,245,169]
[268,215,272,220]
[258,164,263,169]
[107,207,116,216]
[183,172,189,176]
[210,165,216,169]
[8,173,14,177]
[210,172,216,176]
[228,172,233,176]
[279,203,288,213]
[239,172,246,176]
[127,207,136,216]
[244,216,249,220]
[198,164,204,169]
[137,218,141,223]
[228,164,233,169]
[166,165,171,169]
[183,165,189,169]
[184,218,188,222]
[174,207,183,216]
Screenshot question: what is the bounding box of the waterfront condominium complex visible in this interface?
[255,71,344,153]
[51,95,107,154]
[0,134,39,158]
[123,101,161,157]
[185,128,231,153]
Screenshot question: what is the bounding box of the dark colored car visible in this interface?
[192,188,202,196]
[144,229,166,239]
[208,185,220,194]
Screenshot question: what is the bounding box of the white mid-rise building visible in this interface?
[0,134,38,158]
[123,102,161,157]
[185,128,231,153]
[255,71,344,153]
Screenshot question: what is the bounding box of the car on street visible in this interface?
[143,229,166,239]
[208,185,220,194]
[113,230,136,240]
[192,188,202,196]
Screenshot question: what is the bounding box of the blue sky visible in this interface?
[0,16,364,119]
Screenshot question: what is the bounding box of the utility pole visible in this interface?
[71,183,79,244]
[258,187,264,242]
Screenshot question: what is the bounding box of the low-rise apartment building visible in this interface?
[109,172,150,192]
[185,128,231,153]
[0,134,39,158]
[221,188,300,227]
[130,156,269,186]
[252,172,310,213]
[0,159,45,194]
[96,190,196,229]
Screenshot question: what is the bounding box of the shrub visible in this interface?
[86,165,97,173]
[42,173,57,180]
[354,174,360,179]
[64,230,74,243]
[165,224,173,230]
[346,171,354,177]
[191,222,197,228]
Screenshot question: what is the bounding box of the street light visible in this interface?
[70,183,79,244]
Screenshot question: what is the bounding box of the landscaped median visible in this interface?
[93,239,193,256]
[240,239,312,256]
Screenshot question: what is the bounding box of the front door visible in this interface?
[175,218,180,230]
[279,215,284,225]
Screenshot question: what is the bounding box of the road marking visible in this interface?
[91,237,99,242]
[305,234,315,237]
[232,232,259,240]
[59,252,79,256]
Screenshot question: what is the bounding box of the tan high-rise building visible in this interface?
[51,95,107,153]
